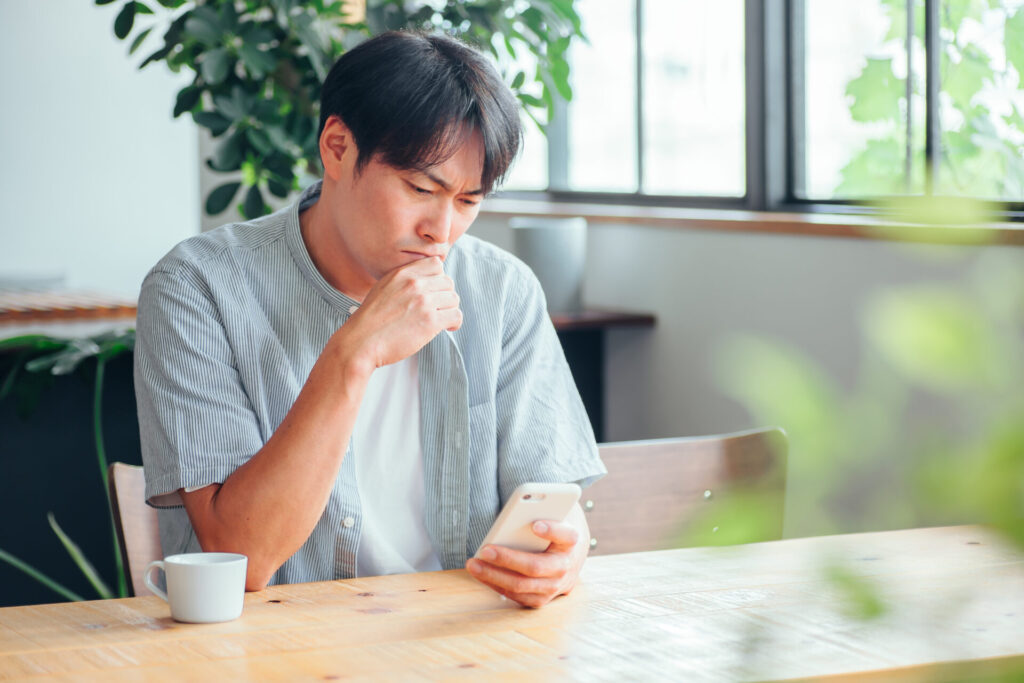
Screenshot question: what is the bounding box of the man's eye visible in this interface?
[411,184,432,195]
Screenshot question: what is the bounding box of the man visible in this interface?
[135,30,605,609]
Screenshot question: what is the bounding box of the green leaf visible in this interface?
[213,86,252,121]
[846,58,903,123]
[26,338,102,376]
[114,1,136,39]
[243,184,266,219]
[200,47,231,85]
[518,92,544,109]
[864,288,1004,393]
[172,85,201,118]
[246,127,274,155]
[1006,9,1024,81]
[836,137,906,196]
[0,548,85,602]
[208,130,245,171]
[824,563,888,620]
[239,43,277,77]
[47,513,114,600]
[267,176,292,198]
[944,46,992,111]
[133,1,154,15]
[95,0,118,5]
[128,26,153,55]
[0,334,66,353]
[510,70,525,90]
[184,7,222,46]
[194,110,232,136]
[943,0,989,31]
[263,152,295,179]
[139,44,171,69]
[205,181,241,214]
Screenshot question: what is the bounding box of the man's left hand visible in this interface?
[465,508,589,608]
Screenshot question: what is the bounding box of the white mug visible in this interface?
[144,552,247,623]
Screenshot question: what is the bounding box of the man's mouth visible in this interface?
[402,250,446,261]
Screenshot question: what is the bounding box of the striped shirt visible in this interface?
[133,181,605,584]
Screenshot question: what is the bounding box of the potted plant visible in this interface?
[95,0,583,218]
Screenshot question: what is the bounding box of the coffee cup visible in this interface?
[144,552,247,623]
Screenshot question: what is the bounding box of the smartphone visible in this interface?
[474,482,582,557]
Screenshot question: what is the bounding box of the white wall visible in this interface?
[0,1,198,298]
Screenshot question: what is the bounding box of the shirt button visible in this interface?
[342,516,355,528]
[348,305,358,315]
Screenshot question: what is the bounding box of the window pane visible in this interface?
[641,0,745,197]
[502,112,548,191]
[566,0,638,192]
[938,0,1024,201]
[493,44,548,191]
[802,0,925,199]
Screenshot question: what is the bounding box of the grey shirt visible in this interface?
[133,181,605,584]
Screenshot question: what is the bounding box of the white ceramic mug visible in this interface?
[144,552,247,623]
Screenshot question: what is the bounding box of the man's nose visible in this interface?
[419,200,454,244]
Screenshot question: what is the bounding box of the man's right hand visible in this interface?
[338,256,462,370]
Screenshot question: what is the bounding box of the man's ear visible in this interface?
[320,115,356,181]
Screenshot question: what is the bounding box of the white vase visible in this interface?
[510,216,587,314]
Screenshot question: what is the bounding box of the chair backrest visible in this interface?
[107,462,162,597]
[584,427,788,555]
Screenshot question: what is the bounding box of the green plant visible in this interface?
[96,0,583,219]
[0,329,136,601]
[839,0,1024,199]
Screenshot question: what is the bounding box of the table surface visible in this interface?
[1,525,1021,681]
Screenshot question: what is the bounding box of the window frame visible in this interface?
[492,0,1024,222]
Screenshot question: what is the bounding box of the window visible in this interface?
[501,0,1024,216]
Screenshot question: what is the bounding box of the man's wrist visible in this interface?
[324,327,375,392]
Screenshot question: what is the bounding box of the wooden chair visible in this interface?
[107,463,162,597]
[584,427,788,555]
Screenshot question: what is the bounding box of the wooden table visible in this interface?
[1,526,1021,681]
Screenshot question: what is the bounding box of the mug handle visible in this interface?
[144,560,168,601]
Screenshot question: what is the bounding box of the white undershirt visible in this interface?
[352,354,442,577]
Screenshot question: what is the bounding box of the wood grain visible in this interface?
[0,292,136,322]
[0,526,1020,681]
[107,464,162,598]
[585,429,787,555]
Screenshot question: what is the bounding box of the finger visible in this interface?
[529,520,580,551]
[475,544,569,579]
[465,558,556,596]
[428,290,460,311]
[501,591,554,609]
[437,306,462,332]
[400,255,445,276]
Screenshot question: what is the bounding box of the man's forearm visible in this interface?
[182,329,373,590]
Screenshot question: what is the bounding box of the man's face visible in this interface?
[322,123,485,297]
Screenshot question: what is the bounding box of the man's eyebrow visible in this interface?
[422,169,484,195]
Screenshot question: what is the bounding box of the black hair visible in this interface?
[318,31,522,194]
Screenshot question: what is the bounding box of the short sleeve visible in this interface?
[494,267,606,504]
[134,267,264,507]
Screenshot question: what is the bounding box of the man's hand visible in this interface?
[465,506,590,608]
[341,256,462,369]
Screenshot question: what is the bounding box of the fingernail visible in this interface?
[480,547,496,561]
[534,521,549,534]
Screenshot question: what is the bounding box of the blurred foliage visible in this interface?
[839,0,1024,200]
[0,330,136,601]
[715,246,1023,545]
[95,0,584,219]
[713,195,1023,637]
